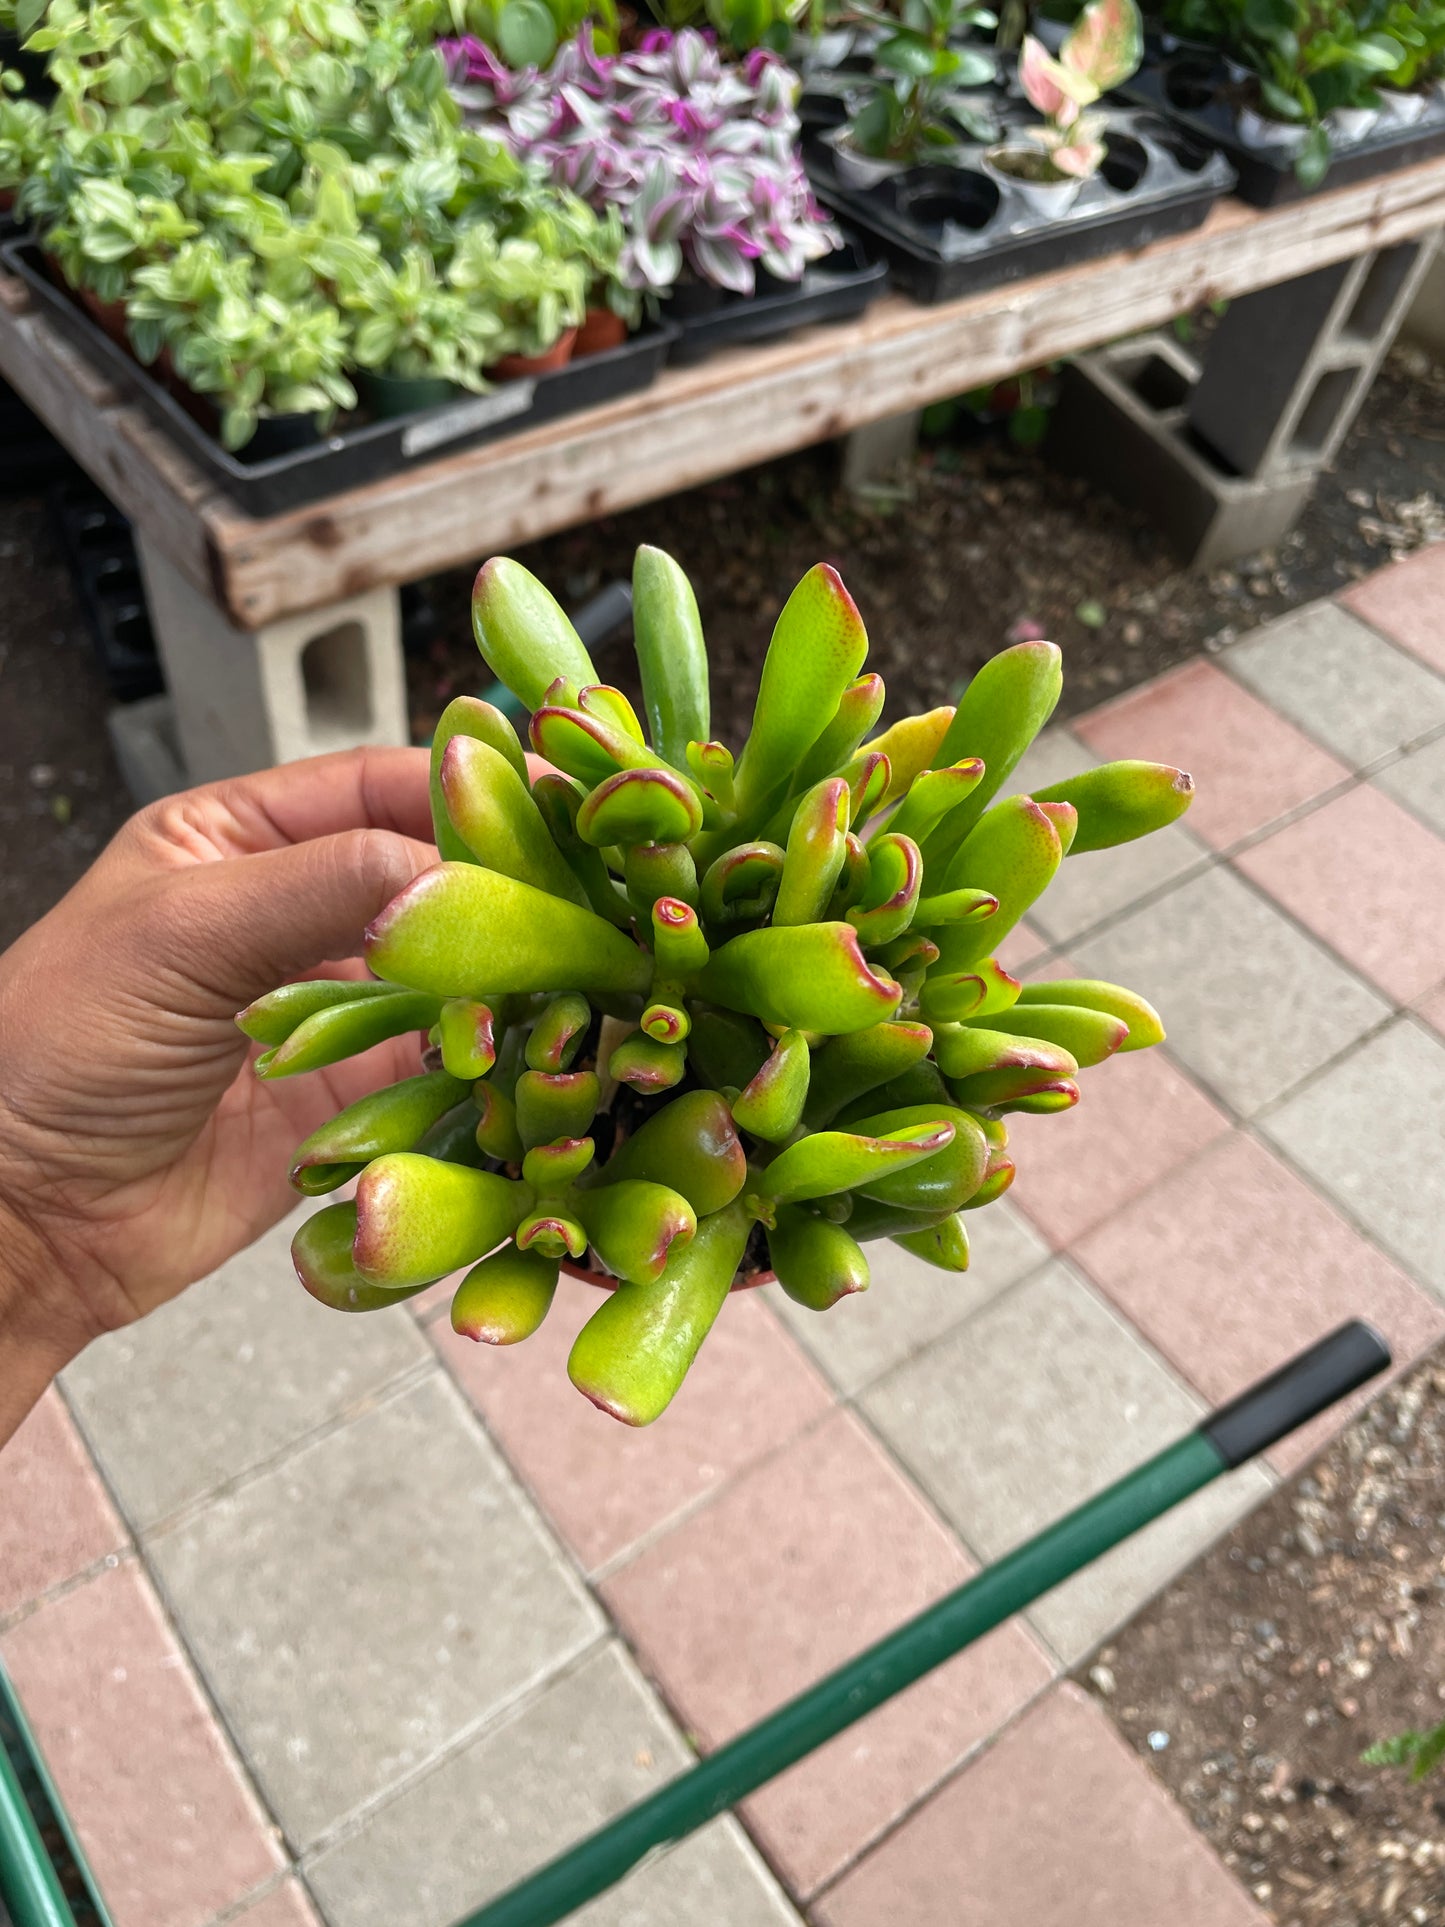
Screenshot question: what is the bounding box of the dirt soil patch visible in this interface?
[1083,1345,1445,1927]
[2,338,1443,953]
[407,339,1445,746]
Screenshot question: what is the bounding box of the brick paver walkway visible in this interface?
[3,542,1444,1927]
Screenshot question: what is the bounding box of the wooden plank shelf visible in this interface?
[4,156,1444,634]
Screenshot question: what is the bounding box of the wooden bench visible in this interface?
[4,156,1444,782]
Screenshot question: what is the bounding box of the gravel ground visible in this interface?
[1084,1346,1445,1927]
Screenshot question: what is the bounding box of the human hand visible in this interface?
[0,747,440,1443]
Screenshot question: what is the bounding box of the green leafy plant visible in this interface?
[1363,1720,1445,1781]
[643,0,804,55]
[241,548,1194,1426]
[1161,0,1413,184]
[342,244,507,385]
[0,67,44,200]
[846,0,999,161]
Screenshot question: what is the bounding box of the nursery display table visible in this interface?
[2,154,1444,786]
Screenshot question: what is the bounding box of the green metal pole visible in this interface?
[458,1320,1390,1927]
[0,1721,76,1927]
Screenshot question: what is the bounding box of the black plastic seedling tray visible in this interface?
[3,240,678,517]
[1123,46,1445,205]
[664,231,888,365]
[47,481,163,701]
[804,109,1235,305]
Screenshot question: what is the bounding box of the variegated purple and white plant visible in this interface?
[442,26,837,298]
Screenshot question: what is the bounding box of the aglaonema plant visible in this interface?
[239,549,1194,1426]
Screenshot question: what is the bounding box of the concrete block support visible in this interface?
[1404,246,1445,359]
[136,536,408,784]
[841,410,922,493]
[1187,234,1441,478]
[1051,335,1315,569]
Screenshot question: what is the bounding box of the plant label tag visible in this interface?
[402,381,537,458]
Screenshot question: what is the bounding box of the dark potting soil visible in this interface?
[1084,1343,1445,1927]
[404,336,1445,750]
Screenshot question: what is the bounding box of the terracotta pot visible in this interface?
[77,285,131,349]
[562,1258,776,1295]
[489,326,578,380]
[573,306,629,356]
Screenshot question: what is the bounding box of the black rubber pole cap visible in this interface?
[1200,1321,1392,1469]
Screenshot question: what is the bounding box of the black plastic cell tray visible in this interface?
[664,232,888,365]
[2,240,678,517]
[804,108,1235,305]
[1123,46,1445,206]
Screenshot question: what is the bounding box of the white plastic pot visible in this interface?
[824,126,905,190]
[1379,87,1429,127]
[1235,106,1307,152]
[1328,104,1380,143]
[982,146,1084,217]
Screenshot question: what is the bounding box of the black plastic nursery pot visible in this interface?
[2,240,679,517]
[803,111,1236,306]
[47,481,162,703]
[1123,44,1445,206]
[662,230,889,366]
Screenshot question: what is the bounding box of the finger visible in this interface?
[138,827,438,1016]
[133,747,435,864]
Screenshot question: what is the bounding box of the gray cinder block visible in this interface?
[1052,335,1315,568]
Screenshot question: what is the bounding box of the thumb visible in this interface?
[152,828,439,1016]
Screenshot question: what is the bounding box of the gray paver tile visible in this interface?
[1261,1017,1445,1300]
[148,1373,602,1847]
[766,1201,1048,1398]
[306,1644,800,1927]
[1224,603,1445,767]
[64,1209,428,1529]
[1373,735,1445,840]
[1074,865,1389,1115]
[859,1263,1269,1663]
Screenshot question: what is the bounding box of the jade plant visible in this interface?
[240,549,1193,1426]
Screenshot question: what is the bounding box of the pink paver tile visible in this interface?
[231,1878,324,1927]
[813,1683,1267,1927]
[994,915,1049,972]
[1005,1043,1230,1249]
[1416,979,1445,1039]
[600,1409,1053,1898]
[0,1562,284,1927]
[433,1272,835,1572]
[1074,1132,1445,1471]
[0,1391,126,1619]
[1234,783,1445,1004]
[1074,657,1349,848]
[1342,543,1445,676]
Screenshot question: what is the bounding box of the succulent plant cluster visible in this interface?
[240,550,1194,1425]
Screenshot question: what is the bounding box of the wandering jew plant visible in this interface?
[444,26,836,296]
[241,552,1193,1425]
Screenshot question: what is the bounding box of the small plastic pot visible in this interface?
[1379,87,1430,127]
[1327,103,1380,143]
[825,126,907,190]
[355,368,463,419]
[982,146,1084,217]
[243,412,324,462]
[574,306,629,356]
[665,277,726,320]
[1235,105,1308,152]
[489,326,578,380]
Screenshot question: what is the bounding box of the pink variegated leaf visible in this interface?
[1061,0,1144,95]
[1019,34,1096,121]
[1050,132,1107,176]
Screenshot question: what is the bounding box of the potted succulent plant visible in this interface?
[827,0,1000,187]
[242,545,1193,1426]
[984,0,1143,215]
